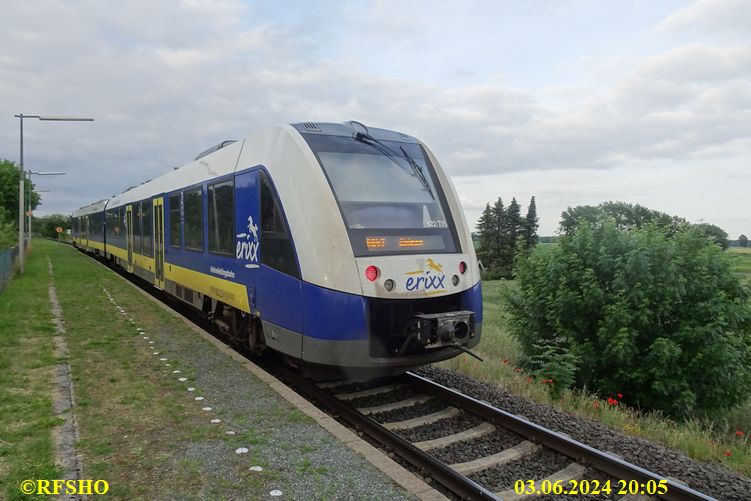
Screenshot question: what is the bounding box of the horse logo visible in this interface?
[236,214,260,269]
[426,258,443,273]
[247,215,259,242]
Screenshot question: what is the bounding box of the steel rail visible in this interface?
[278,368,501,501]
[405,371,716,501]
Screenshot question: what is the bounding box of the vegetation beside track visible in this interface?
[3,240,345,500]
[0,242,60,500]
[441,259,751,476]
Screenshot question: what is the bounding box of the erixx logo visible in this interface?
[405,258,447,294]
[236,215,260,269]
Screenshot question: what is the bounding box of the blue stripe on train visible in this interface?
[301,280,483,341]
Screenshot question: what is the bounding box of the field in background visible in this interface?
[729,247,751,283]
[441,255,751,475]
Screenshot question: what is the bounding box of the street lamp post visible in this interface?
[27,172,65,246]
[15,114,94,273]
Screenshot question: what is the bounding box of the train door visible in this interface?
[153,198,165,288]
[126,205,134,272]
[84,215,89,248]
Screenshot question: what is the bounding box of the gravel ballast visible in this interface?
[398,413,484,443]
[416,365,751,500]
[468,449,570,491]
[430,428,523,464]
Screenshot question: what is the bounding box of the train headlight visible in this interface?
[452,274,459,286]
[384,279,395,291]
[365,265,380,282]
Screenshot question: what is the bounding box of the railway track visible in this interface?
[279,370,717,501]
[80,246,719,501]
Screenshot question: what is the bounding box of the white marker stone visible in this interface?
[143,336,149,339]
[148,341,154,344]
[152,352,159,355]
[187,387,195,392]
[173,370,181,374]
[249,466,263,472]
[178,377,187,382]
[235,447,248,454]
[270,490,282,497]
[194,396,204,401]
[210,419,221,423]
[225,431,235,435]
[165,364,171,367]
[159,358,167,361]
[137,328,144,332]
[202,407,212,411]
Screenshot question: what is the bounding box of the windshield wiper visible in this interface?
[352,132,435,200]
[400,145,434,200]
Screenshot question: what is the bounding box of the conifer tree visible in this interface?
[523,196,539,250]
[475,203,495,266]
[492,197,505,267]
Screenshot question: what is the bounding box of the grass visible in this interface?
[1,240,290,499]
[729,246,751,283]
[440,278,751,477]
[0,246,61,500]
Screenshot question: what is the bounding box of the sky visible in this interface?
[1,0,749,237]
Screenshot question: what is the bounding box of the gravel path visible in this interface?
[416,365,750,500]
[114,289,415,501]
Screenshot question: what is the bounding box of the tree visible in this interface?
[475,203,496,266]
[559,201,684,236]
[740,234,749,248]
[0,158,41,227]
[33,214,71,239]
[523,196,539,250]
[505,221,751,418]
[491,197,506,266]
[695,223,729,250]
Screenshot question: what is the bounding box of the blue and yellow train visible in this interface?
[73,122,482,376]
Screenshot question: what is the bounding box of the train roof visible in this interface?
[73,121,418,214]
[72,198,109,217]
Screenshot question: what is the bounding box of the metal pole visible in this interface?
[18,114,24,273]
[27,172,31,249]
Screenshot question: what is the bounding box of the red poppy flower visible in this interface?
[502,359,508,364]
[617,393,623,399]
[735,431,744,437]
[724,451,732,457]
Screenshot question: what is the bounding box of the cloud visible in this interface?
[657,0,751,37]
[0,1,748,238]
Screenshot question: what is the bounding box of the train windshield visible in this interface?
[303,133,460,256]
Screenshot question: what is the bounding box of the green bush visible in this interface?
[505,221,751,418]
[0,207,16,249]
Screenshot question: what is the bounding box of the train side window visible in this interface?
[260,173,299,278]
[142,201,153,257]
[208,180,234,255]
[184,188,203,251]
[169,194,181,247]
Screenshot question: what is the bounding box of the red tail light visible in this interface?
[459,261,467,274]
[365,265,380,282]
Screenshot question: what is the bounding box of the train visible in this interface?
[72,121,482,378]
